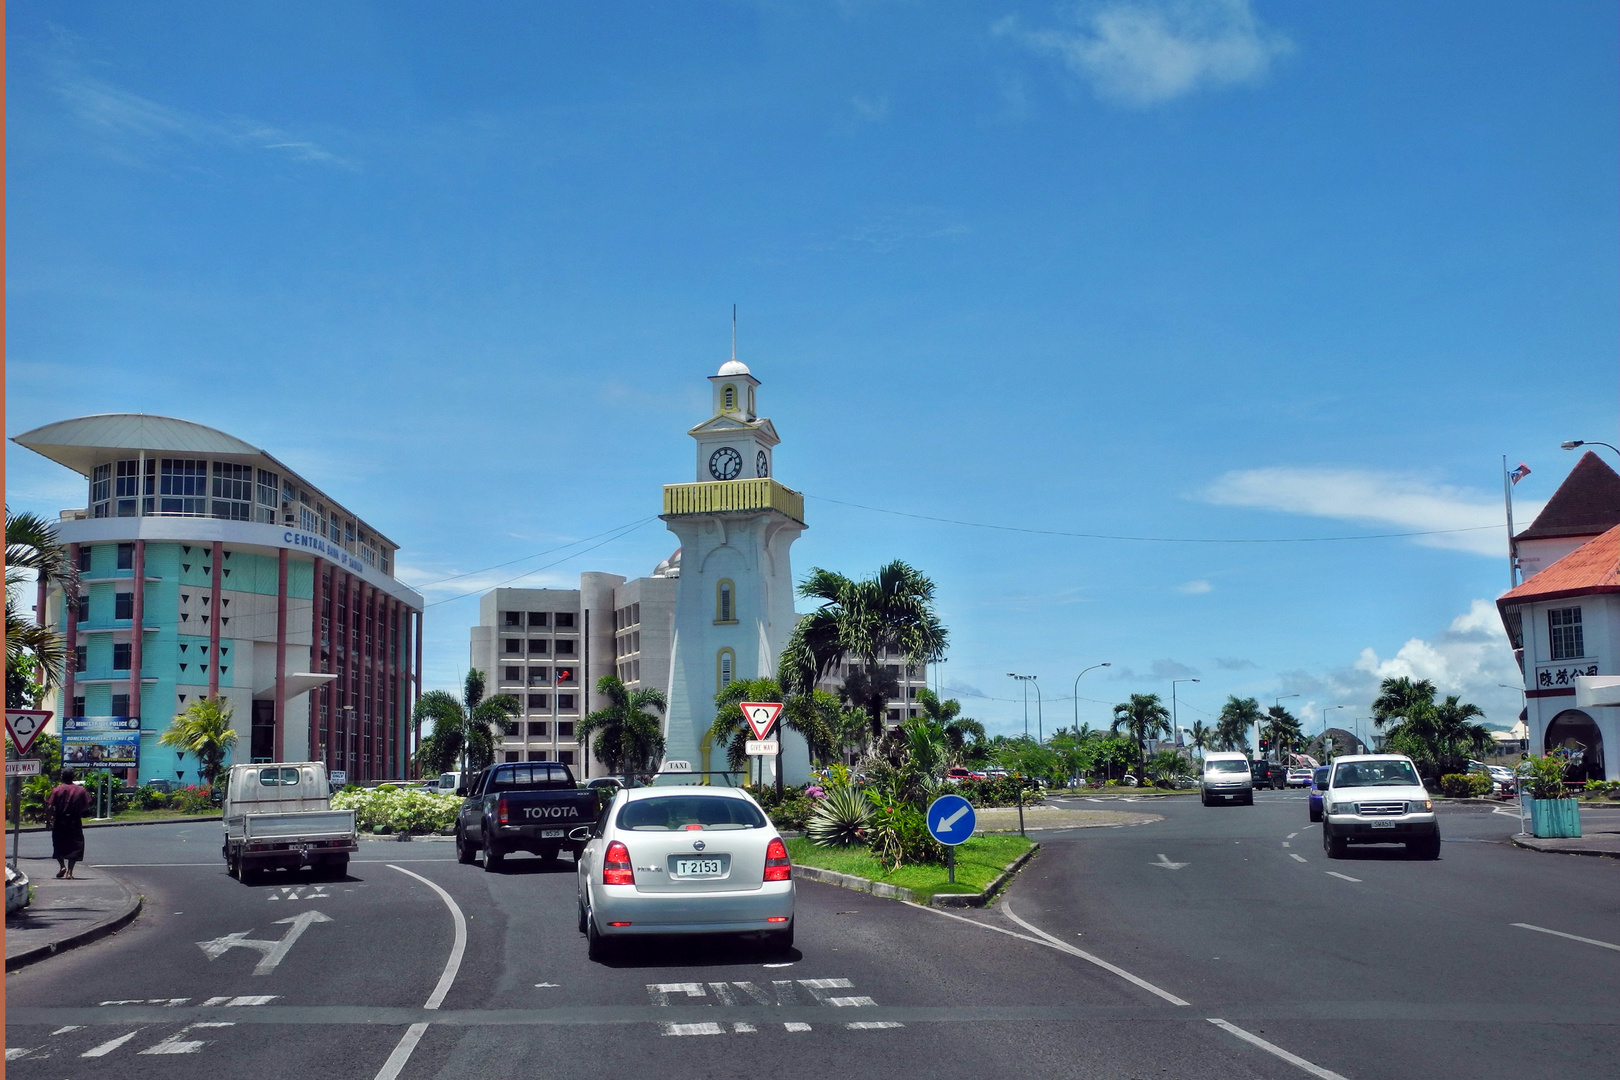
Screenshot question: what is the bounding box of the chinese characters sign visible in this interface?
[1536,664,1598,690]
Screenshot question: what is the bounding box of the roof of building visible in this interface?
[1515,451,1620,541]
[717,359,751,377]
[12,414,263,476]
[1499,522,1620,606]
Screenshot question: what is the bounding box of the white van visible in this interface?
[435,771,463,796]
[1201,751,1254,806]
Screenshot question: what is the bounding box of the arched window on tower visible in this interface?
[716,579,735,623]
[723,384,736,411]
[717,649,735,691]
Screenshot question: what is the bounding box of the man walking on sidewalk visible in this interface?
[45,769,93,879]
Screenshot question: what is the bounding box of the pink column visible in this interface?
[413,609,423,777]
[64,544,80,716]
[274,548,288,761]
[208,541,223,699]
[309,558,324,764]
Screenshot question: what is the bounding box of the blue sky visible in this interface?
[7,1,1617,741]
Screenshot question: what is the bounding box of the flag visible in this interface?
[1510,462,1531,485]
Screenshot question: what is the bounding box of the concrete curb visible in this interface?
[5,876,144,972]
[15,815,220,834]
[795,843,1041,908]
[1509,835,1620,859]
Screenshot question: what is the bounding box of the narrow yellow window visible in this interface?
[718,649,735,690]
[723,384,736,411]
[716,579,734,623]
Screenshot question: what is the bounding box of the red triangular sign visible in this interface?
[740,702,783,740]
[6,709,53,757]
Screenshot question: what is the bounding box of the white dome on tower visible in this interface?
[717,359,751,377]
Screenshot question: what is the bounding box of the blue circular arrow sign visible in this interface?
[926,793,977,846]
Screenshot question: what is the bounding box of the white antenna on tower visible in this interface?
[731,304,737,363]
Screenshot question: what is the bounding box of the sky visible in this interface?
[6,1,1617,743]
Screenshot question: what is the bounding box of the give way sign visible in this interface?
[740,702,783,741]
[6,709,52,756]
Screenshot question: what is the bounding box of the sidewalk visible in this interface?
[1510,820,1620,858]
[4,861,144,971]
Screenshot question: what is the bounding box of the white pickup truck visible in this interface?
[222,762,358,882]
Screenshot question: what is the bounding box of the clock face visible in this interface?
[709,446,743,480]
[756,451,769,478]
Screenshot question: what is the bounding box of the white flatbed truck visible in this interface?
[222,761,358,881]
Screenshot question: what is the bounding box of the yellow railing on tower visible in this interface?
[661,478,805,524]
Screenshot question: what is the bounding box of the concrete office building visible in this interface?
[13,415,424,784]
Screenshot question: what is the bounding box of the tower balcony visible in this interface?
[662,478,805,524]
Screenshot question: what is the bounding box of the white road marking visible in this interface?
[647,983,707,1006]
[269,886,330,902]
[1151,854,1188,870]
[731,981,775,1005]
[82,1031,142,1057]
[196,910,334,975]
[1289,854,1308,863]
[1282,842,1291,848]
[1326,872,1361,883]
[193,995,279,1007]
[762,961,795,968]
[1287,832,1299,839]
[370,865,470,1080]
[1207,1019,1351,1080]
[847,1021,905,1030]
[100,998,189,1006]
[784,1022,812,1032]
[6,1048,32,1060]
[139,1023,235,1055]
[663,1022,725,1036]
[1512,922,1620,953]
[985,903,1191,1007]
[51,1026,84,1035]
[534,982,559,988]
[733,1022,757,1033]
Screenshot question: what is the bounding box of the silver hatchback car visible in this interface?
[577,786,795,960]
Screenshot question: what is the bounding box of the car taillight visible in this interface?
[603,840,634,885]
[497,796,508,826]
[764,837,791,881]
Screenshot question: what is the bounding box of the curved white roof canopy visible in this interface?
[12,414,265,478]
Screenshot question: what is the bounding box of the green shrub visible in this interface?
[807,785,870,847]
[134,785,169,811]
[1523,755,1570,800]
[1441,773,1493,798]
[1583,779,1620,799]
[952,776,1043,808]
[862,788,944,870]
[331,787,460,834]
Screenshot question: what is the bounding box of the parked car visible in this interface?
[1250,761,1281,790]
[586,776,628,793]
[1468,762,1516,796]
[1308,766,1329,822]
[577,786,794,960]
[1320,754,1439,859]
[1201,752,1254,806]
[1286,767,1314,788]
[143,778,174,794]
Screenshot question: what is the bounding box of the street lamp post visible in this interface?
[1073,663,1111,732]
[1172,679,1200,757]
[1007,674,1031,739]
[1562,440,1620,459]
[1320,705,1349,760]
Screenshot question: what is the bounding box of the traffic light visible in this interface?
[1260,737,1270,754]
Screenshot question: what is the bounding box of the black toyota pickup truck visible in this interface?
[454,761,599,871]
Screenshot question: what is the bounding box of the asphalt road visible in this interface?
[5,793,1617,1080]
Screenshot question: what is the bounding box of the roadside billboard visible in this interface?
[62,716,141,770]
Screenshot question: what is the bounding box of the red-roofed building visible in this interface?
[1497,524,1619,782]
[1513,450,1620,581]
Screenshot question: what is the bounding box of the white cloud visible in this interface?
[56,75,356,170]
[1203,466,1539,557]
[996,0,1292,107]
[1150,658,1201,679]
[1177,578,1213,594]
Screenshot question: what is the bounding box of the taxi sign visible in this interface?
[6,709,52,756]
[740,702,783,740]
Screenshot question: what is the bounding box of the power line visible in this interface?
[805,494,1501,544]
[402,516,658,591]
[424,518,658,608]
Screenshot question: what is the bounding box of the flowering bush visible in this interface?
[331,787,460,834]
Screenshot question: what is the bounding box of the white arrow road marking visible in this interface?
[937,805,970,832]
[139,1023,235,1055]
[82,1031,142,1057]
[1151,854,1188,870]
[197,910,333,975]
[1289,854,1308,863]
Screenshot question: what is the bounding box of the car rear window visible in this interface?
[1332,760,1419,788]
[617,796,767,832]
[1206,760,1249,774]
[486,763,574,791]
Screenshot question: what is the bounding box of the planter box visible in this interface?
[1530,797,1582,838]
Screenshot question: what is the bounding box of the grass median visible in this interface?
[786,833,1034,903]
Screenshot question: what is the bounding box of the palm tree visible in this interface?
[1262,706,1303,760]
[1215,696,1262,753]
[914,689,985,760]
[1186,720,1213,759]
[579,674,668,782]
[1371,677,1438,731]
[412,670,520,776]
[778,561,948,736]
[160,696,239,786]
[1111,693,1172,774]
[6,508,79,708]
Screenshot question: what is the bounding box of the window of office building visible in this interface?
[72,696,85,717]
[115,592,134,620]
[558,750,575,765]
[503,666,521,682]
[529,640,548,655]
[557,694,575,711]
[557,721,574,739]
[159,459,208,515]
[75,646,87,673]
[77,546,93,572]
[115,459,143,517]
[555,612,575,628]
[716,579,734,623]
[528,611,547,627]
[555,667,575,685]
[528,721,549,738]
[212,461,253,520]
[528,751,549,762]
[112,694,130,717]
[257,469,280,523]
[91,463,112,510]
[529,668,550,686]
[504,638,522,654]
[1550,607,1585,661]
[113,643,132,670]
[555,639,575,656]
[504,751,521,763]
[117,543,134,570]
[77,594,89,624]
[504,611,522,627]
[528,694,549,709]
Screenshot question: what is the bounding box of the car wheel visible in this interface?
[586,910,612,961]
[1410,836,1440,860]
[456,828,477,865]
[1200,793,1210,807]
[1309,807,1321,823]
[766,923,794,955]
[324,855,349,879]
[1324,825,1347,859]
[483,841,504,872]
[1243,793,1254,806]
[577,896,588,935]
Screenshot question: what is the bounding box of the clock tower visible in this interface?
[661,357,808,783]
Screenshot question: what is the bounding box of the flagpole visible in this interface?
[1502,455,1518,587]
